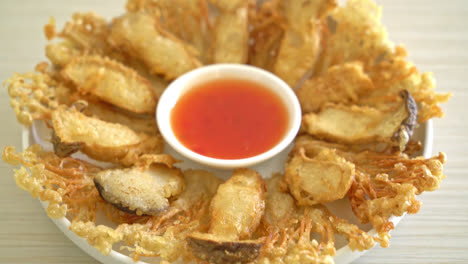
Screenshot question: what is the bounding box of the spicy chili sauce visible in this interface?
[171,79,289,160]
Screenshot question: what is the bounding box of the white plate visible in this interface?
[23,120,433,264]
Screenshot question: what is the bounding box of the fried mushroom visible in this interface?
[94,164,184,216]
[284,147,355,205]
[51,105,169,166]
[297,62,374,113]
[302,90,418,150]
[109,12,201,79]
[62,55,157,114]
[273,0,337,88]
[210,0,250,63]
[188,168,266,264]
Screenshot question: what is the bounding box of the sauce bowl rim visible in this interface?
[156,63,302,169]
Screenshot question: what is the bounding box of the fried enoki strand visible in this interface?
[5,71,59,125]
[2,145,98,220]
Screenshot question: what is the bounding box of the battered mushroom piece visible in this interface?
[273,0,337,88]
[302,90,418,151]
[188,168,266,264]
[297,62,374,113]
[263,173,296,229]
[109,12,201,79]
[51,106,169,166]
[284,147,355,205]
[210,0,250,63]
[62,55,157,114]
[171,170,222,212]
[94,164,184,216]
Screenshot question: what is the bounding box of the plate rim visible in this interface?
[21,120,434,264]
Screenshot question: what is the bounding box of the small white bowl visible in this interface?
[156,64,302,169]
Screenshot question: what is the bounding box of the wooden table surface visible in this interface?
[0,0,466,263]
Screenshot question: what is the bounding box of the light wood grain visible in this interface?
[0,0,467,263]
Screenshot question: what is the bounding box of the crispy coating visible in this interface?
[128,0,212,64]
[51,85,160,135]
[315,0,394,74]
[295,135,447,247]
[297,62,374,113]
[109,12,201,79]
[45,12,123,67]
[51,106,168,166]
[211,0,250,63]
[249,0,284,71]
[209,168,266,240]
[84,102,159,135]
[70,169,222,261]
[46,40,82,67]
[311,0,450,124]
[302,90,418,149]
[171,170,222,212]
[347,151,446,241]
[2,145,101,221]
[188,169,266,264]
[284,147,355,205]
[62,55,157,114]
[263,174,296,229]
[361,56,452,123]
[273,0,336,88]
[6,71,59,125]
[94,164,184,216]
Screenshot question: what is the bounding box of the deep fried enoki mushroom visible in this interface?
[6,71,59,125]
[62,55,157,114]
[260,174,379,263]
[2,145,101,221]
[346,151,446,247]
[361,56,452,124]
[69,169,222,262]
[51,105,170,166]
[302,90,418,151]
[94,164,184,216]
[284,147,355,205]
[293,135,447,247]
[188,168,266,264]
[45,12,123,67]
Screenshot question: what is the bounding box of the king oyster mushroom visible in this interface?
[187,168,266,264]
[302,90,418,151]
[94,163,184,216]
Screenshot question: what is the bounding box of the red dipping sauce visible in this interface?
[171,79,289,160]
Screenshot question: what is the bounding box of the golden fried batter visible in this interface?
[109,12,201,79]
[273,0,336,88]
[302,90,418,150]
[62,55,157,114]
[284,147,355,205]
[94,164,184,216]
[315,0,395,74]
[297,62,374,113]
[188,169,266,264]
[127,0,212,64]
[211,0,250,63]
[51,106,167,166]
